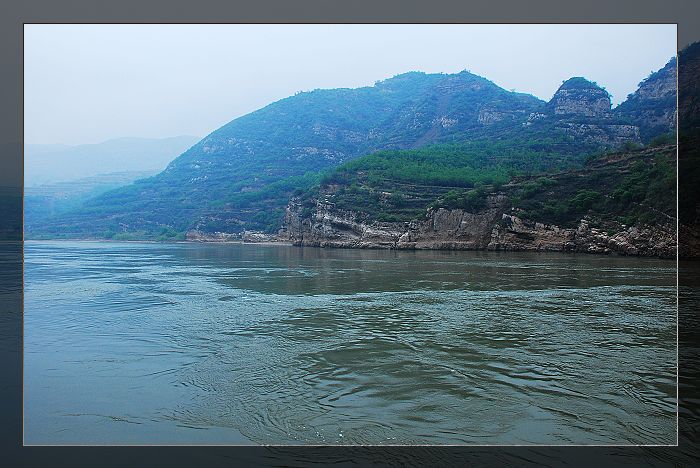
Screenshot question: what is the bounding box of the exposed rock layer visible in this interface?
[185,230,279,243]
[549,78,612,117]
[284,195,677,259]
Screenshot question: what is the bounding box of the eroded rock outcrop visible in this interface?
[284,195,676,258]
[554,122,641,148]
[489,215,676,257]
[549,77,612,117]
[533,77,645,148]
[185,230,281,243]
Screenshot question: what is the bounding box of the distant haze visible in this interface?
[24,24,676,147]
[24,136,200,185]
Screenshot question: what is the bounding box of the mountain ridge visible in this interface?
[26,59,677,241]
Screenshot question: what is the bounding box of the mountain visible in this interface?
[24,135,200,186]
[525,75,670,149]
[281,54,686,259]
[27,61,677,241]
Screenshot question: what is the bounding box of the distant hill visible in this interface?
[27,59,677,240]
[24,135,200,186]
[24,170,159,231]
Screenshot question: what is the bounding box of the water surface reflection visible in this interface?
[24,241,676,445]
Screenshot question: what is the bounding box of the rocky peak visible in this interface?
[548,77,612,117]
[614,56,677,141]
[631,57,677,101]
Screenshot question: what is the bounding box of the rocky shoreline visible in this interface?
[282,195,678,259]
[25,198,683,259]
[185,229,283,244]
[24,227,682,259]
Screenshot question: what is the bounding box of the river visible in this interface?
[23,241,677,445]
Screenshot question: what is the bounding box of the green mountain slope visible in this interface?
[303,136,585,223]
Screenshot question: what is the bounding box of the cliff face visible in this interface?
[553,122,641,149]
[284,195,506,250]
[549,77,612,117]
[614,57,678,142]
[540,77,648,148]
[284,195,676,258]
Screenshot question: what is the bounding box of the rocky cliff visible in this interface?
[549,77,612,117]
[534,77,644,148]
[284,197,676,258]
[614,57,677,142]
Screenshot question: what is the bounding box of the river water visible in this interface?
[23,241,677,445]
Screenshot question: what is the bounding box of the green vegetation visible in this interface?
[323,138,579,189]
[429,187,490,212]
[513,147,676,227]
[299,138,587,222]
[302,140,676,234]
[618,141,643,152]
[609,156,675,226]
[649,131,676,147]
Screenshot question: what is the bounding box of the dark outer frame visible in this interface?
[3,1,700,466]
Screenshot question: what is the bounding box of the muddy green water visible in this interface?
[23,241,677,445]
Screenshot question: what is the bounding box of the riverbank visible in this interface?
[24,237,293,247]
[23,234,681,259]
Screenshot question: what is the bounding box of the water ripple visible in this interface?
[23,241,677,445]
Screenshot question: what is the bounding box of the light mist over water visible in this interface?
[23,241,676,445]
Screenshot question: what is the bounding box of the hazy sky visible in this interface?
[24,24,676,145]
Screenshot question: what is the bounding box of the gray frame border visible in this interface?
[4,1,700,466]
